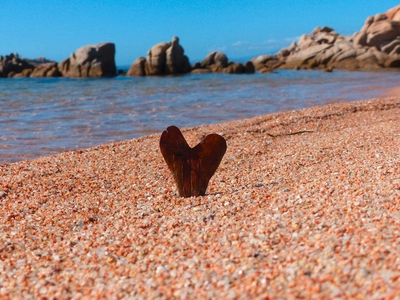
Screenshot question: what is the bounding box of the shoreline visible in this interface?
[384,86,400,97]
[1,73,399,166]
[1,96,399,298]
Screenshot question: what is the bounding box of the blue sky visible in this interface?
[1,1,399,66]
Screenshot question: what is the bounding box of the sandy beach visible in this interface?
[1,96,399,298]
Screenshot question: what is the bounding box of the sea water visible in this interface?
[1,70,399,164]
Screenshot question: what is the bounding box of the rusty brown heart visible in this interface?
[160,126,227,198]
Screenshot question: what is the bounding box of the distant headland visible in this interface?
[1,5,399,78]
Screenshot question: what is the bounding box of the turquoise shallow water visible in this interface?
[0,70,399,164]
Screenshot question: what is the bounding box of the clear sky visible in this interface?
[1,1,399,66]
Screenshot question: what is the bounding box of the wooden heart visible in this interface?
[160,126,227,198]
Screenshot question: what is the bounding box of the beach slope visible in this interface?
[1,97,399,298]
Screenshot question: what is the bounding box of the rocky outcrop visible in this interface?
[0,54,61,78]
[191,52,255,74]
[251,54,283,73]
[200,52,228,68]
[253,5,400,72]
[243,61,256,74]
[30,62,61,78]
[127,36,191,76]
[59,43,117,77]
[386,5,400,21]
[165,37,191,74]
[127,57,146,76]
[0,53,34,77]
[2,43,117,78]
[127,38,254,76]
[145,42,172,75]
[353,12,400,49]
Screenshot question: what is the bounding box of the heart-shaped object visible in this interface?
[160,126,227,197]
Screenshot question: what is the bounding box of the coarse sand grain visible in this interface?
[0,96,399,299]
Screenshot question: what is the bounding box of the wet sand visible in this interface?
[384,86,400,97]
[0,96,399,298]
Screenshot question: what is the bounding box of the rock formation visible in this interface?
[253,5,400,71]
[0,53,34,77]
[165,37,191,74]
[2,43,117,78]
[127,57,146,76]
[191,51,255,74]
[201,52,229,68]
[0,54,62,78]
[127,38,254,76]
[30,62,61,78]
[127,36,191,76]
[59,42,117,77]
[145,41,172,75]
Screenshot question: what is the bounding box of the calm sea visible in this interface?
[1,70,399,164]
